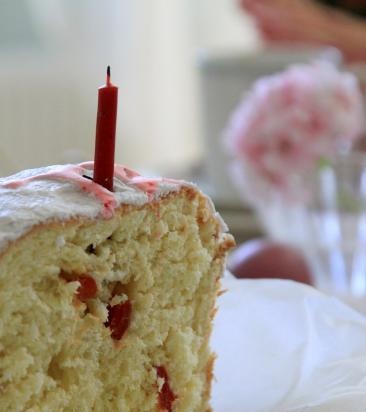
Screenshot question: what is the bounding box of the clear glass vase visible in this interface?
[255,152,366,306]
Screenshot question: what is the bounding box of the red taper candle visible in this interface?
[93,66,118,191]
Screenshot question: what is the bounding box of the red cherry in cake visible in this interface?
[105,300,132,340]
[60,272,98,302]
[75,275,98,301]
[156,366,177,412]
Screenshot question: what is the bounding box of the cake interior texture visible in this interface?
[0,187,233,411]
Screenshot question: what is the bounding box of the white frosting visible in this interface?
[0,164,227,253]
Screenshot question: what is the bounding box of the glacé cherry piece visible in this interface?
[75,275,98,301]
[156,366,177,412]
[60,272,98,302]
[105,300,132,340]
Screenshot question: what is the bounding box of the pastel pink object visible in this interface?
[225,61,365,196]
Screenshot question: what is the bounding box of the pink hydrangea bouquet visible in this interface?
[225,61,365,203]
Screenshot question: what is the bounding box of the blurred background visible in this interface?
[2,0,366,301]
[0,0,255,174]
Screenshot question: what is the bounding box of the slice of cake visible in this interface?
[0,162,234,412]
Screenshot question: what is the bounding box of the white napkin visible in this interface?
[212,277,366,412]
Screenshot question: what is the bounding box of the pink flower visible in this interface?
[225,61,365,201]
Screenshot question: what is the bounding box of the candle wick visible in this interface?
[106,65,111,86]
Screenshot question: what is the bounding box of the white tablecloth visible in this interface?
[212,276,366,411]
